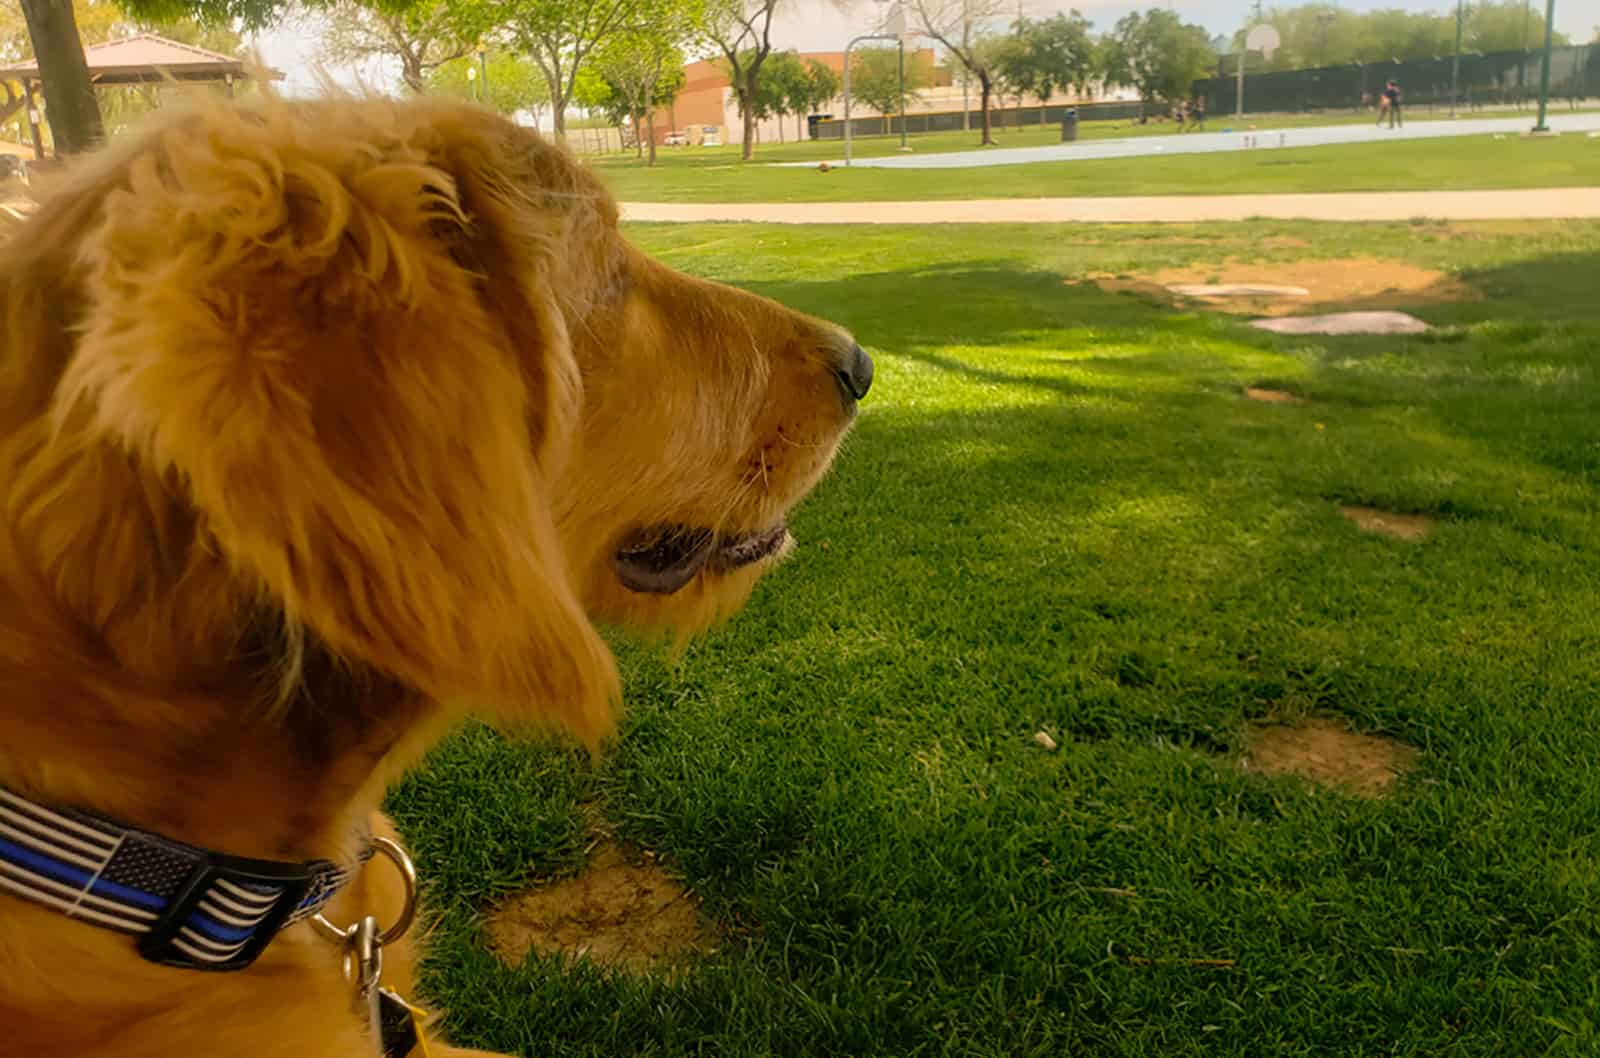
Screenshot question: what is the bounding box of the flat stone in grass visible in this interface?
[1250,311,1430,336]
[484,841,719,976]
[1244,387,1307,405]
[1241,717,1420,798]
[1168,283,1308,299]
[1339,505,1436,541]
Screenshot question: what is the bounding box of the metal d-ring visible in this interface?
[310,836,418,949]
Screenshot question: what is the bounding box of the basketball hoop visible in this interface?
[1246,24,1281,62]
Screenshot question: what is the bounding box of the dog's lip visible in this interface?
[612,524,791,595]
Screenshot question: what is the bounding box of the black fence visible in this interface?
[1195,44,1598,116]
[810,99,1146,140]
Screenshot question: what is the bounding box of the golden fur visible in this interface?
[0,97,860,1057]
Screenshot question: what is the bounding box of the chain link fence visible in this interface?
[1195,44,1597,116]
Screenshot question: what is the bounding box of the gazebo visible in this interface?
[0,34,284,161]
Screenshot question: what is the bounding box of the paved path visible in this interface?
[621,187,1600,224]
[777,112,1600,170]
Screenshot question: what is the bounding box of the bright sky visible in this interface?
[253,0,1595,97]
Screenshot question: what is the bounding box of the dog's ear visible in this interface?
[57,103,618,744]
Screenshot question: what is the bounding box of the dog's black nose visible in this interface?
[835,343,874,403]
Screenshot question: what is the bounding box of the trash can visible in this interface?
[1060,108,1078,142]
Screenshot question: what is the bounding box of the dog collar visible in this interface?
[0,784,365,972]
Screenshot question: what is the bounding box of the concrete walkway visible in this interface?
[621,187,1600,225]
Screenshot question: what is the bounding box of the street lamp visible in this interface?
[1449,0,1464,118]
[477,42,489,102]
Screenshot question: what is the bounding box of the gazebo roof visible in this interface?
[0,33,282,85]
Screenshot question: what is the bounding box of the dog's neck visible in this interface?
[0,501,438,865]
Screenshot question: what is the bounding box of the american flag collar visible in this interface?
[0,784,369,972]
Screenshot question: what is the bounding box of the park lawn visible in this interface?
[391,218,1600,1057]
[591,130,1600,203]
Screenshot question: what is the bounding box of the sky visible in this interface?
[254,0,1596,97]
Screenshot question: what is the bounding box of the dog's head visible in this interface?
[10,98,863,750]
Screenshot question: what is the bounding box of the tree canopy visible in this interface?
[1101,8,1215,108]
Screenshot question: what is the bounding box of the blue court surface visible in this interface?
[783,111,1600,170]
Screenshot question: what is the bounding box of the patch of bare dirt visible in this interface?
[1338,504,1436,541]
[1083,257,1479,316]
[1241,717,1420,798]
[1244,387,1307,405]
[484,841,720,976]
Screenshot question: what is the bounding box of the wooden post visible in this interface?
[22,81,45,160]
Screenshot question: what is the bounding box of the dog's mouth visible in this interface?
[612,523,792,595]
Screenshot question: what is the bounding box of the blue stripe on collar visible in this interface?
[0,786,364,971]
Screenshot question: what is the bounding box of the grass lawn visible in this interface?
[591,130,1600,203]
[393,218,1600,1057]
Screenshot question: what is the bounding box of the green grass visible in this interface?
[591,128,1600,203]
[391,218,1600,1056]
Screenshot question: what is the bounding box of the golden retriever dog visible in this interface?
[0,96,869,1057]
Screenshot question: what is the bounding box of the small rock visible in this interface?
[1033,731,1058,751]
[817,162,832,172]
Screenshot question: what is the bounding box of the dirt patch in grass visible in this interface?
[1086,257,1479,316]
[1339,504,1436,541]
[484,841,720,976]
[1244,387,1307,404]
[1241,717,1420,798]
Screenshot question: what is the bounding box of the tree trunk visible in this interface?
[740,99,755,160]
[401,54,425,95]
[634,113,642,157]
[550,91,567,138]
[797,111,803,140]
[646,110,657,166]
[18,0,102,155]
[979,76,994,145]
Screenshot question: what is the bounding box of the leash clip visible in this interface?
[310,837,427,1056]
[310,836,418,952]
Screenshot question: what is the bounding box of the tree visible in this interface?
[1101,8,1214,114]
[316,0,469,94]
[493,0,649,139]
[749,48,808,141]
[699,0,782,160]
[849,45,925,131]
[593,30,686,163]
[994,12,1095,113]
[1465,1,1568,53]
[787,56,837,139]
[427,48,550,118]
[908,0,1010,145]
[17,0,101,152]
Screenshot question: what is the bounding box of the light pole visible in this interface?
[898,38,908,151]
[478,43,489,104]
[1449,0,1464,118]
[1531,0,1556,132]
[466,64,478,103]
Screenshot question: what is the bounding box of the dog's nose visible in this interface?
[834,343,874,403]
